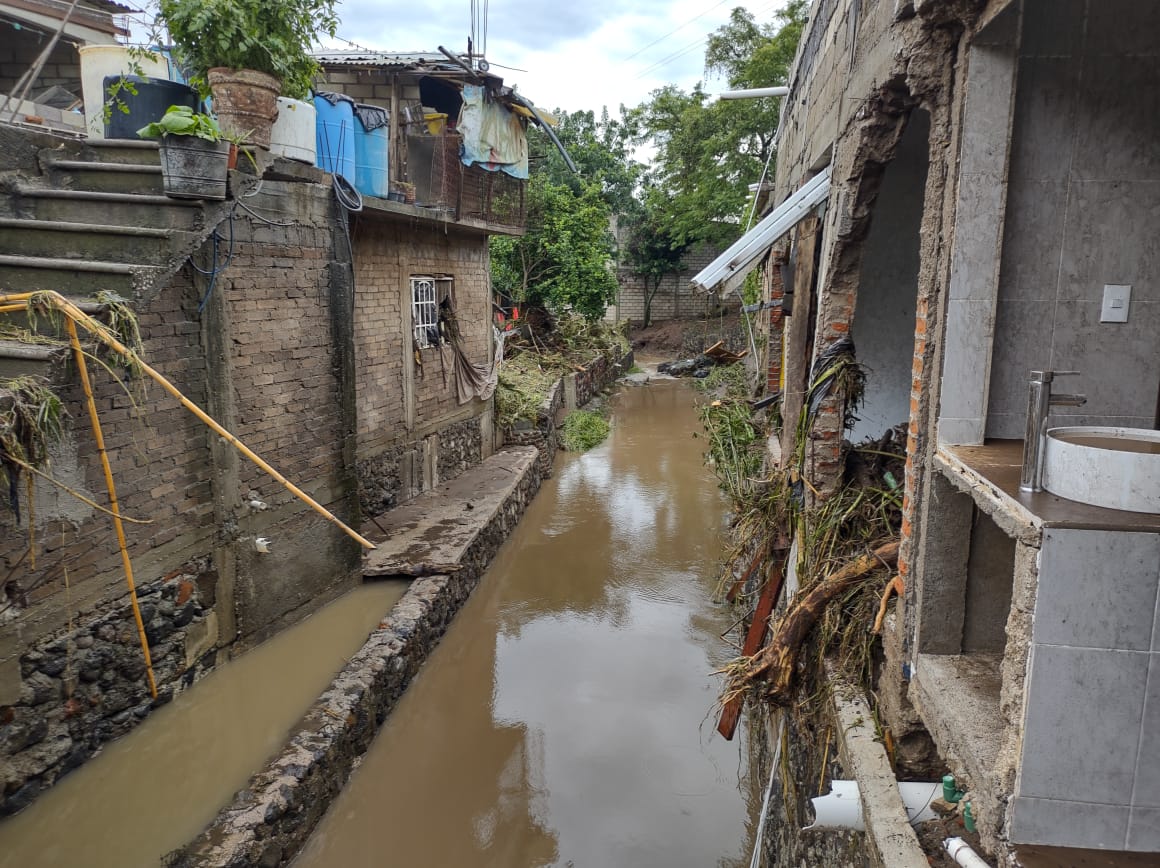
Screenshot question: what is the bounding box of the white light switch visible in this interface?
[1100,284,1131,323]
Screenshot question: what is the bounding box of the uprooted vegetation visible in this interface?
[494,312,628,429]
[694,339,903,734]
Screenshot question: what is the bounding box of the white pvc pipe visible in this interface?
[805,780,941,831]
[716,86,791,100]
[945,837,992,868]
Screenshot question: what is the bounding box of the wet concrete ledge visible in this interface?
[826,663,929,868]
[166,445,542,868]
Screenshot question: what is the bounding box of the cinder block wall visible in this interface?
[616,243,722,322]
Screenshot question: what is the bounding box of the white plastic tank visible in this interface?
[269,97,317,164]
[79,44,169,139]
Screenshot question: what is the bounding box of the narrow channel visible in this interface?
[295,380,753,867]
[0,581,407,868]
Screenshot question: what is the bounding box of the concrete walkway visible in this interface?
[363,446,537,577]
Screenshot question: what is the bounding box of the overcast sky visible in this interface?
[325,0,788,116]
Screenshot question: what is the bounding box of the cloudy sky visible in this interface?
[326,0,789,116]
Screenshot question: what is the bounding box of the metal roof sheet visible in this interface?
[691,167,831,295]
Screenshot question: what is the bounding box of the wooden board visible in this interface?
[717,559,787,740]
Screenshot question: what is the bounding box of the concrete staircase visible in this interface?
[0,137,221,300]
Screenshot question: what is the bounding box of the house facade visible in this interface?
[0,51,531,815]
[701,0,1159,863]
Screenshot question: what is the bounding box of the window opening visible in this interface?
[411,276,452,348]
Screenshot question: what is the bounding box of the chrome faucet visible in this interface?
[1020,370,1086,492]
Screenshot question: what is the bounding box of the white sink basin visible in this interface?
[1043,426,1160,513]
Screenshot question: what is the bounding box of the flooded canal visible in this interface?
[0,581,406,868]
[295,381,753,868]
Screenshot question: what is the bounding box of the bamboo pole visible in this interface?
[65,317,158,698]
[1,291,376,550]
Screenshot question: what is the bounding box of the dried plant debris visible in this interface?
[0,377,66,521]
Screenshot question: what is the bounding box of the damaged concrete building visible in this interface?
[699,0,1160,864]
[0,48,543,817]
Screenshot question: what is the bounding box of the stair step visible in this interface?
[46,160,163,195]
[0,218,188,265]
[0,254,159,296]
[6,187,205,230]
[42,139,163,167]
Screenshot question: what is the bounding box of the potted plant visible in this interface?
[137,105,231,200]
[158,0,339,149]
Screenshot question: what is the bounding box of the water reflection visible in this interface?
[295,382,751,868]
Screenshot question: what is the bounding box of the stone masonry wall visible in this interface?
[170,447,544,868]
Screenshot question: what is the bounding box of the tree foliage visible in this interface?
[629,2,807,249]
[490,177,618,321]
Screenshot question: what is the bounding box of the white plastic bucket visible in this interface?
[269,97,317,164]
[79,44,169,139]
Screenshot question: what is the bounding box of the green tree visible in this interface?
[490,177,618,321]
[629,2,807,249]
[623,188,690,327]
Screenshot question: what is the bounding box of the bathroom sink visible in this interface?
[1042,427,1160,513]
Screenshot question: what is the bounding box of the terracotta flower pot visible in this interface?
[207,68,280,149]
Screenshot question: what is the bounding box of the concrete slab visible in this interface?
[827,664,930,868]
[362,446,539,577]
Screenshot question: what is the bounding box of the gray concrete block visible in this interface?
[1127,806,1160,851]
[1020,0,1085,57]
[1010,795,1129,849]
[1019,644,1149,805]
[1132,655,1160,807]
[1035,529,1160,652]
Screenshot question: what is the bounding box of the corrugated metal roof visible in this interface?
[312,51,456,69]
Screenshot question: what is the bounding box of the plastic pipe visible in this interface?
[804,780,942,831]
[716,86,791,100]
[945,837,992,867]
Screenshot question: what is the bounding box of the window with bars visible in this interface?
[411,276,452,349]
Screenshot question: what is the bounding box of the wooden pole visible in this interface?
[65,317,157,698]
[717,557,788,740]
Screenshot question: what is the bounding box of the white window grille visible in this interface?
[411,276,451,349]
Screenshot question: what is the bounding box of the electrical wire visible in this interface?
[623,0,734,62]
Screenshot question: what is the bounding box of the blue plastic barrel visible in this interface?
[353,105,390,198]
[313,93,355,181]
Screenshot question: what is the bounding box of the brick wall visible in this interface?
[616,242,723,323]
[350,217,491,512]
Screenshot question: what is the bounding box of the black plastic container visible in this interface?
[103,75,198,140]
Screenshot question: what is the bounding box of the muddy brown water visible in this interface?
[295,381,753,868]
[0,581,406,868]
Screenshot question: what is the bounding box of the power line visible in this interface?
[632,1,780,82]
[622,0,734,62]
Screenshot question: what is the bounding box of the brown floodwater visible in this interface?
[0,581,407,868]
[295,381,753,868]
